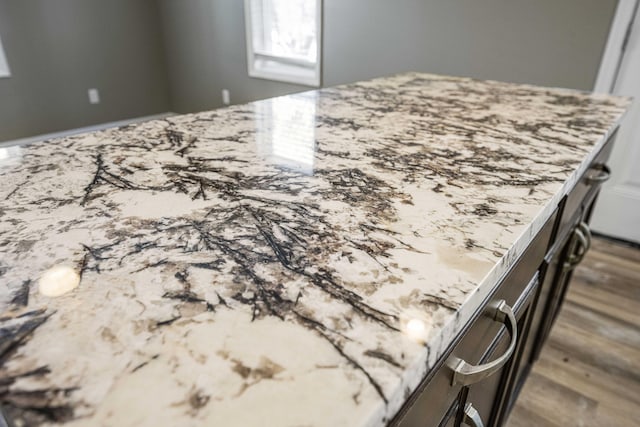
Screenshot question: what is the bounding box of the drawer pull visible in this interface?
[463,402,484,427]
[447,300,517,386]
[563,222,591,271]
[585,164,611,185]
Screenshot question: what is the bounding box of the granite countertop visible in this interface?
[0,73,630,426]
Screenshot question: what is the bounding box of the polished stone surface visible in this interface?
[0,73,630,426]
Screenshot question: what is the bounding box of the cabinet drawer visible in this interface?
[392,211,556,427]
[465,273,539,427]
[558,130,617,235]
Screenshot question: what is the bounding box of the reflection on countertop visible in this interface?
[0,145,22,167]
[255,93,317,174]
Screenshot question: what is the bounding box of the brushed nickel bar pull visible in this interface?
[579,221,592,253]
[585,164,611,185]
[463,402,484,427]
[447,300,517,387]
[563,222,591,271]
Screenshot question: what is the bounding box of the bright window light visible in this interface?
[0,36,10,78]
[244,0,322,87]
[254,93,317,174]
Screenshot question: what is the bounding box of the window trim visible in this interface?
[244,0,322,87]
[0,35,10,78]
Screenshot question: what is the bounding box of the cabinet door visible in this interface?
[457,274,539,427]
[531,209,594,365]
[528,141,613,366]
[438,396,464,427]
[512,229,571,395]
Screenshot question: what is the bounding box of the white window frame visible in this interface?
[0,35,10,78]
[244,0,322,87]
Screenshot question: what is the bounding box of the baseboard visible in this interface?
[0,112,176,148]
[591,231,640,249]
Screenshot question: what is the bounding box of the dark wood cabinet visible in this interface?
[392,131,618,427]
[515,131,617,395]
[394,211,556,427]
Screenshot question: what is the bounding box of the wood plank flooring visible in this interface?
[507,237,640,427]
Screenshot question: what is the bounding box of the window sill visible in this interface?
[249,60,320,87]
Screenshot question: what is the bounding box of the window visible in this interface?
[244,0,321,87]
[0,35,10,78]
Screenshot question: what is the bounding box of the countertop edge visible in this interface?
[376,112,627,426]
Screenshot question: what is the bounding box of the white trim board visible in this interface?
[0,112,176,148]
[594,0,640,93]
[0,35,10,78]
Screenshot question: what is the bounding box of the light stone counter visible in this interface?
[0,73,630,426]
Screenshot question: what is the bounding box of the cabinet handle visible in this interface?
[585,164,611,185]
[463,402,485,427]
[447,300,517,386]
[563,222,591,271]
[580,221,592,253]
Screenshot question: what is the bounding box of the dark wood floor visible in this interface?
[507,237,640,426]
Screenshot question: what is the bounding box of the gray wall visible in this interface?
[0,0,171,142]
[160,0,617,113]
[323,0,618,89]
[0,0,619,138]
[159,0,306,114]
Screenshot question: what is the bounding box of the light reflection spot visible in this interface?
[39,265,80,297]
[405,318,426,341]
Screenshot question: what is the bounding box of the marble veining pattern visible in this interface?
[0,73,629,426]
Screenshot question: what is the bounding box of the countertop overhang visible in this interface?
[0,73,631,426]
